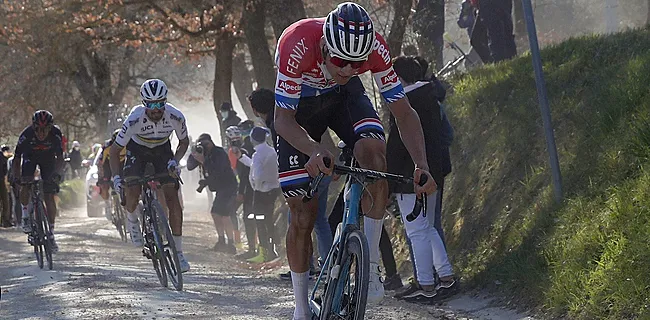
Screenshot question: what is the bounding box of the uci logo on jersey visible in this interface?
[141,124,154,132]
[381,70,398,86]
[278,80,301,95]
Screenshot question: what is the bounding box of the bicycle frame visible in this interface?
[309,174,364,314]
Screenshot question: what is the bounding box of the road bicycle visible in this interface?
[24,179,54,270]
[122,173,183,291]
[308,147,426,320]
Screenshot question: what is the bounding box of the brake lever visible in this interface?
[302,157,331,203]
[405,174,428,222]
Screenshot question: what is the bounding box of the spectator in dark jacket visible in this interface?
[69,141,82,178]
[187,133,239,254]
[475,0,517,62]
[0,145,11,227]
[389,56,458,303]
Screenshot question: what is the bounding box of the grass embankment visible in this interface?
[440,27,650,319]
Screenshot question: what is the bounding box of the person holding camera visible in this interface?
[187,133,239,254]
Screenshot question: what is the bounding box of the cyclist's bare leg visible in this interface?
[286,196,318,272]
[161,183,182,236]
[124,184,142,214]
[286,196,318,319]
[44,193,56,226]
[353,138,389,220]
[19,184,30,206]
[354,138,388,301]
[99,186,109,201]
[156,189,168,216]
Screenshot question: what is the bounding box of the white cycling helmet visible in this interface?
[140,79,168,101]
[72,140,80,148]
[323,2,376,62]
[225,126,242,140]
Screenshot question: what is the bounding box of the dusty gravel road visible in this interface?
[0,200,533,320]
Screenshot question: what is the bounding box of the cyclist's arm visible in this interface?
[53,126,65,174]
[388,98,430,172]
[275,107,320,156]
[111,118,135,177]
[174,137,189,163]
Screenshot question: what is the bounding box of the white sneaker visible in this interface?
[21,216,32,233]
[367,262,385,305]
[177,251,190,273]
[127,218,143,247]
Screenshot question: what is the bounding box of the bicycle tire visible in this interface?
[152,200,183,291]
[320,228,369,320]
[33,238,44,269]
[38,200,53,270]
[146,206,168,288]
[114,201,127,243]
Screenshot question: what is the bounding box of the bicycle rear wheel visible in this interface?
[152,200,183,291]
[37,200,53,270]
[145,207,168,287]
[114,198,127,243]
[320,228,369,320]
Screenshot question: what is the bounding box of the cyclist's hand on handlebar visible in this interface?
[113,175,123,196]
[167,159,181,177]
[305,148,334,177]
[414,167,437,196]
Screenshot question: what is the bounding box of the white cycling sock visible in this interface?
[173,235,183,252]
[291,271,310,320]
[21,205,29,218]
[127,204,143,222]
[364,216,383,264]
[126,210,138,222]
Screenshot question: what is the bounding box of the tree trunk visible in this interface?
[213,33,237,142]
[231,52,257,120]
[268,0,306,40]
[242,0,276,90]
[513,0,526,39]
[386,0,413,56]
[413,0,445,71]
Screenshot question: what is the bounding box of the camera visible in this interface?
[192,143,204,154]
[230,139,242,148]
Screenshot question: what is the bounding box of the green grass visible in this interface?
[440,27,650,318]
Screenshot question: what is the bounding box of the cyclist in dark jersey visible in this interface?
[13,110,65,253]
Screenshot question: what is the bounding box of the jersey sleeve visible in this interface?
[170,109,188,141]
[14,127,30,156]
[115,109,140,147]
[369,33,406,104]
[274,29,310,110]
[52,126,64,154]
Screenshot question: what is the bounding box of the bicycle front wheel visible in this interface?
[320,228,369,320]
[146,206,168,288]
[152,200,183,291]
[38,200,53,270]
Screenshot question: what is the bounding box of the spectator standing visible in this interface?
[0,145,11,227]
[187,133,239,254]
[235,127,281,263]
[69,141,82,178]
[388,56,459,303]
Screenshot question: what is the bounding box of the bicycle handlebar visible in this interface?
[120,172,182,206]
[302,157,428,221]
